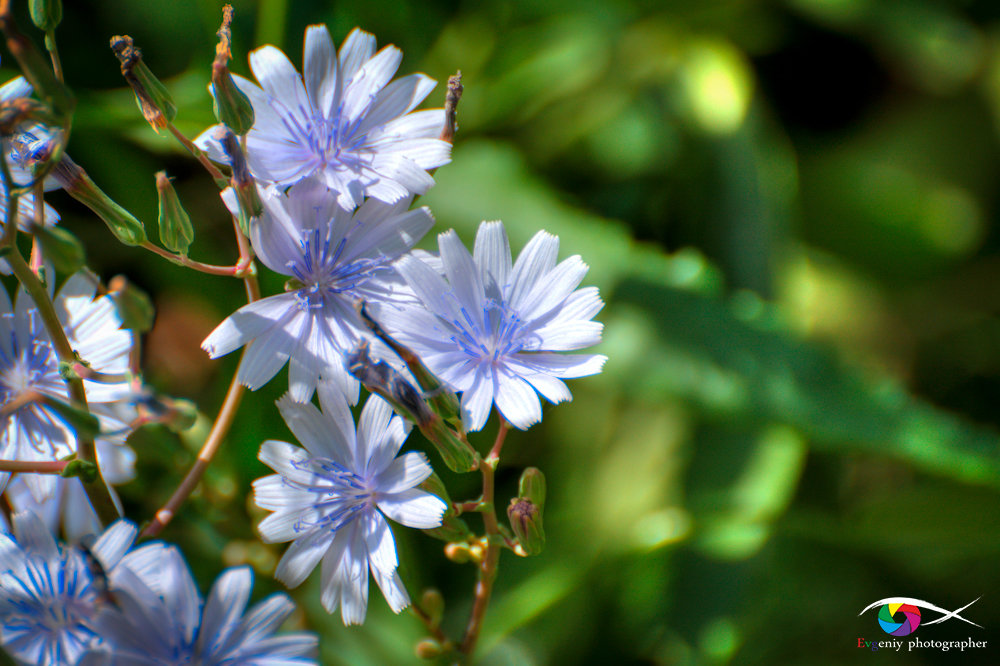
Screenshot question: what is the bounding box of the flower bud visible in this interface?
[60,459,98,484]
[110,35,177,132]
[420,588,444,628]
[518,466,546,509]
[31,223,85,274]
[216,128,262,236]
[155,171,194,255]
[29,0,62,32]
[211,5,254,135]
[108,275,155,333]
[507,497,545,556]
[422,417,479,473]
[443,542,473,564]
[414,639,442,660]
[54,156,147,246]
[508,467,546,555]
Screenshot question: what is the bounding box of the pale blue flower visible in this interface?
[0,512,138,665]
[0,76,60,248]
[195,25,450,210]
[202,180,433,402]
[378,221,607,431]
[0,273,136,511]
[253,385,446,624]
[87,543,318,665]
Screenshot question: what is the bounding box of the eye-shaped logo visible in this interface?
[859,597,982,637]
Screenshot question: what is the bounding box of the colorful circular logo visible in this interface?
[878,603,922,636]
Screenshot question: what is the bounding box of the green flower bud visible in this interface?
[109,275,155,333]
[110,35,177,131]
[32,223,85,274]
[420,588,444,629]
[507,497,545,556]
[60,459,98,484]
[54,156,146,246]
[155,171,194,255]
[422,417,479,473]
[444,542,473,564]
[29,0,62,32]
[414,639,442,660]
[518,467,546,509]
[0,8,74,116]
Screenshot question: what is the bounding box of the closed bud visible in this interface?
[211,5,254,135]
[55,156,146,246]
[414,639,442,660]
[155,171,194,254]
[32,224,85,274]
[110,35,177,132]
[443,542,472,564]
[420,588,444,628]
[422,417,479,473]
[29,0,62,32]
[508,497,545,556]
[108,275,155,333]
[216,128,262,236]
[60,459,98,484]
[518,467,546,509]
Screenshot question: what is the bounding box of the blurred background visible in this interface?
[6,0,1000,663]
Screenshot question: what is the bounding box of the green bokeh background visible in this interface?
[6,0,1000,663]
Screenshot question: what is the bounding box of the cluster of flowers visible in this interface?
[0,21,606,663]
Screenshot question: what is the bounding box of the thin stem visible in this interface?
[459,420,510,661]
[167,122,228,185]
[140,366,246,539]
[409,600,449,646]
[45,30,63,82]
[140,241,256,277]
[0,459,68,474]
[3,249,120,525]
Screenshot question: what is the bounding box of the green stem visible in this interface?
[459,420,510,661]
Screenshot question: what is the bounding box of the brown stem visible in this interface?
[140,241,255,278]
[459,420,510,660]
[140,367,246,539]
[0,459,69,474]
[167,123,228,185]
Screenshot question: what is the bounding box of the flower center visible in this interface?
[288,226,389,310]
[448,297,527,365]
[287,456,375,534]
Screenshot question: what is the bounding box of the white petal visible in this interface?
[341,45,401,124]
[202,293,298,358]
[461,367,495,432]
[513,352,607,378]
[508,230,559,307]
[438,229,486,330]
[235,310,305,390]
[474,221,512,288]
[363,510,397,576]
[91,518,138,570]
[303,25,337,116]
[493,370,542,430]
[275,529,330,588]
[528,320,604,351]
[517,255,589,321]
[377,488,446,529]
[275,394,353,464]
[520,372,571,405]
[355,395,397,471]
[371,567,409,614]
[196,567,252,658]
[374,452,433,494]
[369,108,447,141]
[356,73,437,136]
[337,29,377,90]
[249,46,312,125]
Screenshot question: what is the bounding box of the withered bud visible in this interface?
[110,35,177,132]
[211,5,254,134]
